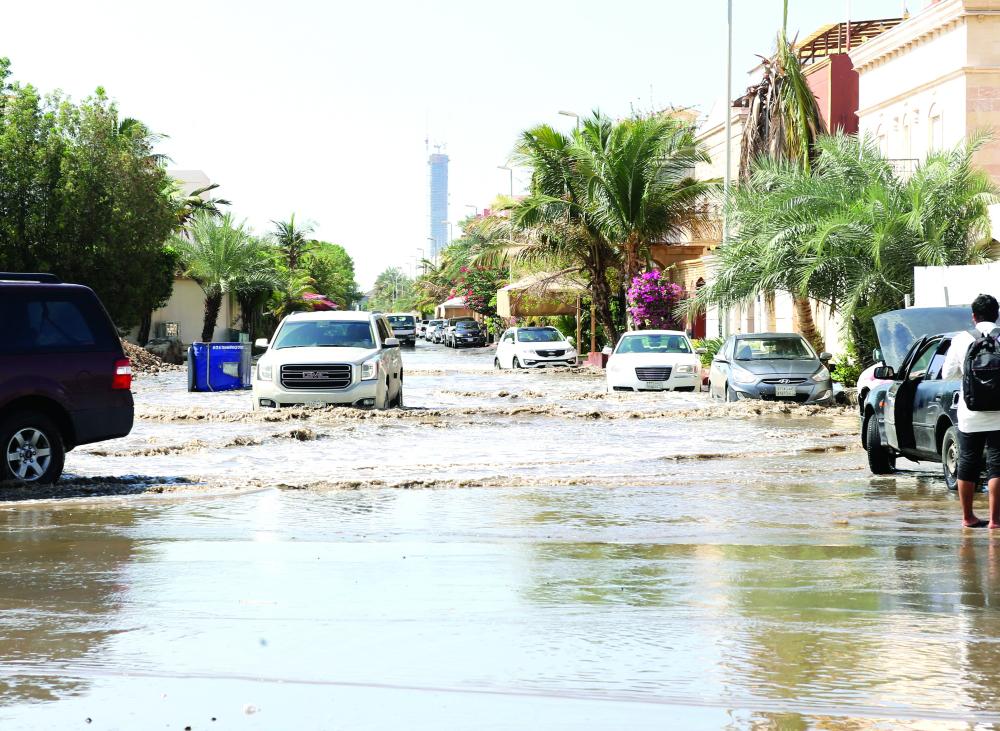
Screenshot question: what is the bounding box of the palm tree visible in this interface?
[694,134,998,358]
[272,214,315,270]
[573,113,715,287]
[173,212,278,342]
[268,268,319,320]
[174,183,231,226]
[504,122,624,343]
[733,0,828,348]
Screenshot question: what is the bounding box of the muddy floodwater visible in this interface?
[1,343,997,729]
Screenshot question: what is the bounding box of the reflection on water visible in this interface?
[0,344,998,728]
[0,506,137,704]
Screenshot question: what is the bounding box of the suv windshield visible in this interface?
[387,315,415,327]
[273,320,375,349]
[616,334,691,354]
[456,322,479,330]
[734,337,813,361]
[517,328,563,343]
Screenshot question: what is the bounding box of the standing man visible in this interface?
[942,294,1000,528]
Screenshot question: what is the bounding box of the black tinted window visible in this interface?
[0,290,117,354]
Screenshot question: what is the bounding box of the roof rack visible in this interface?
[0,272,62,283]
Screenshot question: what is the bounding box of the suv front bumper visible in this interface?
[253,378,382,408]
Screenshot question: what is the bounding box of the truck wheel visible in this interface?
[941,426,960,491]
[866,416,895,475]
[1,411,66,484]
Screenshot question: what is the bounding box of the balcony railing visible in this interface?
[888,158,919,179]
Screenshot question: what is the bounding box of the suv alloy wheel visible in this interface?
[1,411,66,484]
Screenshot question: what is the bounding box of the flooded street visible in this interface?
[1,343,997,729]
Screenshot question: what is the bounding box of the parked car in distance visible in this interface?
[449,320,487,348]
[386,313,417,347]
[253,311,403,410]
[856,360,892,415]
[428,321,446,343]
[709,333,833,404]
[495,327,578,369]
[443,317,477,347]
[0,273,134,483]
[860,306,977,488]
[605,330,703,393]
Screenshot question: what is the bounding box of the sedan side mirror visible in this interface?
[601,346,612,356]
[384,337,400,348]
[873,365,896,380]
[254,338,269,350]
[819,351,833,361]
[695,347,708,355]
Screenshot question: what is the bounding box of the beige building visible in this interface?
[128,170,240,346]
[851,0,1000,181]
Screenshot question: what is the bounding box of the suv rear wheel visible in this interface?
[1,411,66,484]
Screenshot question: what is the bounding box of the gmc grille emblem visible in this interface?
[301,371,326,379]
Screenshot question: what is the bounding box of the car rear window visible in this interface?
[0,289,119,354]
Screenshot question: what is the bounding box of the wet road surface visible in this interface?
[0,342,996,729]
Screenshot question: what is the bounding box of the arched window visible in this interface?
[875,124,888,156]
[928,104,944,152]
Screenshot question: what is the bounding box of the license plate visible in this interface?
[644,381,670,390]
[775,385,797,397]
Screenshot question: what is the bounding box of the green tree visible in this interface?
[0,59,177,331]
[369,266,417,312]
[172,212,278,341]
[303,241,360,309]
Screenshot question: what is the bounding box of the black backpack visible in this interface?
[964,326,1000,411]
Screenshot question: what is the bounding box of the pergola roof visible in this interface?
[795,18,903,66]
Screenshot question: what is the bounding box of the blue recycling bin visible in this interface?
[187,342,252,392]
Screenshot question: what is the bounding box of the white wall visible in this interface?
[128,277,237,345]
[914,263,1000,307]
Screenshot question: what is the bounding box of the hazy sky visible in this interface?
[3,0,919,287]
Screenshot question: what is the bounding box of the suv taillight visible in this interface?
[112,358,132,390]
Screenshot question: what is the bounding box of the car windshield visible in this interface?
[616,334,691,354]
[387,316,414,327]
[517,328,563,343]
[273,320,375,349]
[734,337,812,361]
[457,323,479,330]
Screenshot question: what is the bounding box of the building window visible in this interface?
[928,106,943,152]
[875,125,887,156]
[901,114,911,158]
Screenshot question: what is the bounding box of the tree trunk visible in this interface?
[793,296,824,353]
[590,272,619,347]
[202,292,222,342]
[623,233,644,330]
[137,310,153,346]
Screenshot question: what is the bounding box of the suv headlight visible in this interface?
[257,361,272,381]
[675,364,697,375]
[733,368,757,385]
[811,367,829,383]
[361,358,380,381]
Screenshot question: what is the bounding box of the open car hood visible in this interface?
[873,307,972,370]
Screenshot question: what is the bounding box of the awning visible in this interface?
[496,272,587,318]
[434,296,473,319]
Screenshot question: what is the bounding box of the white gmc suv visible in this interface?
[252,311,404,409]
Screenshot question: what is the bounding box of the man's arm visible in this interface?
[941,333,969,381]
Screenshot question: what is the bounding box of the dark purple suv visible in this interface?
[0,273,134,483]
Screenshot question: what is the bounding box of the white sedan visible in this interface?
[494,326,578,369]
[605,330,703,393]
